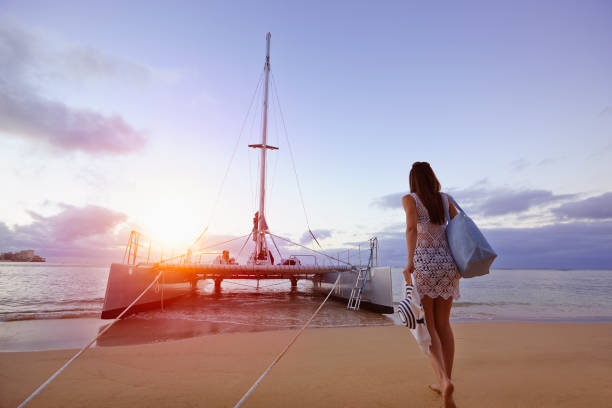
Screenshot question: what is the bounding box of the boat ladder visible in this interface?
[347,267,368,310]
[347,237,377,311]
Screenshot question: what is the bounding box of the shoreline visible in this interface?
[4,315,612,352]
[4,314,612,353]
[2,322,611,407]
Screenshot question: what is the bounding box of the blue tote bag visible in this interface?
[444,194,497,278]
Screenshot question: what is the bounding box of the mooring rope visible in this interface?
[232,273,342,408]
[17,270,164,408]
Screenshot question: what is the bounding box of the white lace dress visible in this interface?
[410,192,460,300]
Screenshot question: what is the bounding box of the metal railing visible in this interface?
[122,230,153,265]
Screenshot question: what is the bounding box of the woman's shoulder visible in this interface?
[401,193,416,207]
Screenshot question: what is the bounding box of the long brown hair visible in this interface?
[409,162,445,225]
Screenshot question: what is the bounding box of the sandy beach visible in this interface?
[1,322,611,407]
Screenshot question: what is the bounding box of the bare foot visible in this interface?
[442,380,456,408]
[428,384,441,395]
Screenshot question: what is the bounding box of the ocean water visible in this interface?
[392,268,612,321]
[1,263,611,323]
[1,263,611,350]
[0,263,108,321]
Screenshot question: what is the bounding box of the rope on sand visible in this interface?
[233,273,342,408]
[17,270,164,408]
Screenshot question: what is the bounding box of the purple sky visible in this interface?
[1,1,611,268]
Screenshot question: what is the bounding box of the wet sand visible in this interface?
[1,322,611,407]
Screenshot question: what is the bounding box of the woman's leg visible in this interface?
[421,296,449,386]
[434,296,455,379]
[423,295,456,408]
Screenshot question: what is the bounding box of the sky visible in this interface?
[1,0,611,268]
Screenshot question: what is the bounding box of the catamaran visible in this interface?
[101,33,394,319]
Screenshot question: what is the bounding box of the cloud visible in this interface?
[370,187,612,268]
[599,106,612,117]
[455,188,575,217]
[372,192,405,210]
[369,221,612,269]
[0,89,147,154]
[482,222,612,269]
[0,19,147,154]
[5,202,608,269]
[552,192,612,220]
[536,157,560,167]
[300,229,333,244]
[372,182,575,217]
[0,203,129,262]
[55,45,152,84]
[0,207,332,264]
[509,157,561,170]
[509,158,530,171]
[22,204,127,242]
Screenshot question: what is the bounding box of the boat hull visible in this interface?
[315,266,394,314]
[101,263,394,319]
[101,263,194,319]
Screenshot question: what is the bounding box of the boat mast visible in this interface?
[256,32,272,259]
[248,33,278,261]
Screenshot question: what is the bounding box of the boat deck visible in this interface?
[157,263,353,280]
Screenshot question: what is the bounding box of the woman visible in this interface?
[402,162,460,408]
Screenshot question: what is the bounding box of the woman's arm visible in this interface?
[448,199,458,219]
[402,195,417,285]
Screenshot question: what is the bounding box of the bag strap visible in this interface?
[442,193,451,222]
[446,194,466,215]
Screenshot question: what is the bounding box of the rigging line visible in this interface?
[267,233,283,260]
[267,82,281,209]
[232,273,342,408]
[17,270,163,408]
[237,232,253,259]
[246,132,256,211]
[267,232,354,267]
[249,92,263,211]
[246,115,255,209]
[192,233,253,254]
[193,69,265,247]
[247,75,265,211]
[309,230,322,249]
[161,233,251,264]
[270,74,321,248]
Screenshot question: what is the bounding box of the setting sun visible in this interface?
[139,199,201,251]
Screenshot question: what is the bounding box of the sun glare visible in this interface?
[139,200,200,251]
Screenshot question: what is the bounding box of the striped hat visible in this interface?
[397,285,424,330]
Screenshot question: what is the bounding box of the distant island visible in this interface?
[0,249,46,262]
